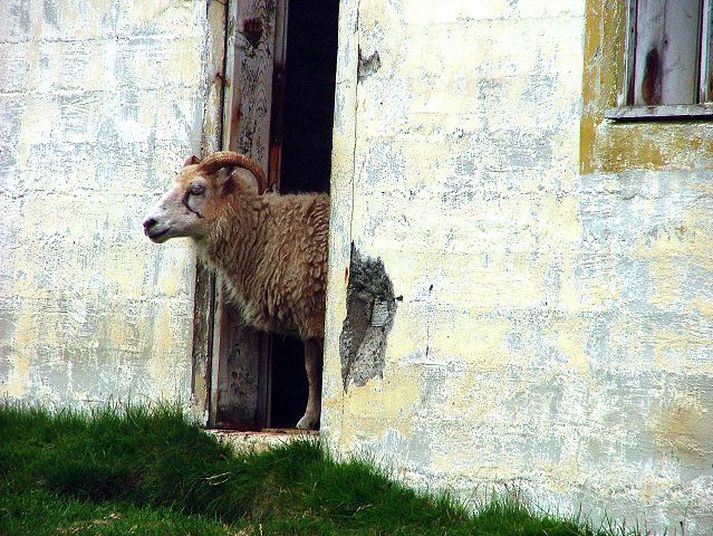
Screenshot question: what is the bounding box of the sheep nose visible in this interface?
[143,217,157,235]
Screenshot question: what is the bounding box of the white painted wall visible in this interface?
[0,0,215,408]
[324,1,713,534]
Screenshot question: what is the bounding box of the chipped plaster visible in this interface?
[323,0,713,534]
[0,0,216,408]
[2,0,712,533]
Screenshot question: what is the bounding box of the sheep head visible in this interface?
[143,151,267,243]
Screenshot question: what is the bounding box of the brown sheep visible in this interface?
[142,151,328,429]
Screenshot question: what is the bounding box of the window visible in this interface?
[606,0,713,120]
[580,1,713,174]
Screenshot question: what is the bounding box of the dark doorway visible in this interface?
[268,0,338,428]
[278,0,338,195]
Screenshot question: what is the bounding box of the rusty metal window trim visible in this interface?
[608,0,713,121]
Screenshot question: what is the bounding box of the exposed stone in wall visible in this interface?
[357,48,381,82]
[339,244,397,390]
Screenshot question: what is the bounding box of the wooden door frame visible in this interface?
[189,0,227,426]
[191,0,289,428]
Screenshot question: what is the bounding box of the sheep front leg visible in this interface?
[296,338,323,430]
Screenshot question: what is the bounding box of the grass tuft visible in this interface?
[0,403,637,535]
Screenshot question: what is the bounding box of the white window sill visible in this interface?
[604,104,713,122]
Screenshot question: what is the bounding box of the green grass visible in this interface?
[0,404,628,535]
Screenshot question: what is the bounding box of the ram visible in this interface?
[143,151,329,430]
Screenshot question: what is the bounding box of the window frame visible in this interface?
[580,1,713,175]
[604,0,713,122]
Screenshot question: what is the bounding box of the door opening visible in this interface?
[269,0,337,429]
[209,0,338,430]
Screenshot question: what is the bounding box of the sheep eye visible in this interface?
[189,183,205,196]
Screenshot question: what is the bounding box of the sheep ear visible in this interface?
[183,155,200,167]
[213,167,257,196]
[229,167,260,192]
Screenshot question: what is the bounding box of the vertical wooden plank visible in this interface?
[211,293,261,428]
[624,0,638,105]
[212,0,279,430]
[700,0,713,101]
[209,287,226,426]
[225,0,278,169]
[192,261,216,425]
[260,1,289,428]
[634,0,666,104]
[661,0,701,104]
[634,0,702,105]
[269,0,289,191]
[192,0,227,426]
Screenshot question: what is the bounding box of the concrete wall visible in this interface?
[323,0,713,534]
[3,0,712,533]
[0,0,217,408]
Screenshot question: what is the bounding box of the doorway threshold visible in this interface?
[208,428,319,453]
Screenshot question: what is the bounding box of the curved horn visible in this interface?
[198,151,268,194]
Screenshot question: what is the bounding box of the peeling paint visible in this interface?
[0,0,212,408]
[651,394,713,462]
[324,0,713,534]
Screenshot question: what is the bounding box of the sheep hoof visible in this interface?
[296,413,319,430]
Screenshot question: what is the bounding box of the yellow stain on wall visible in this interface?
[146,301,176,398]
[386,315,420,361]
[537,193,582,245]
[18,103,60,167]
[337,368,422,448]
[6,351,30,399]
[156,260,186,297]
[558,254,583,312]
[635,208,713,273]
[557,317,590,376]
[125,0,172,24]
[6,309,36,398]
[542,452,583,494]
[648,323,709,375]
[104,255,147,300]
[651,394,713,461]
[434,316,513,372]
[442,367,509,422]
[639,475,678,504]
[105,312,129,349]
[646,258,683,308]
[692,297,713,321]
